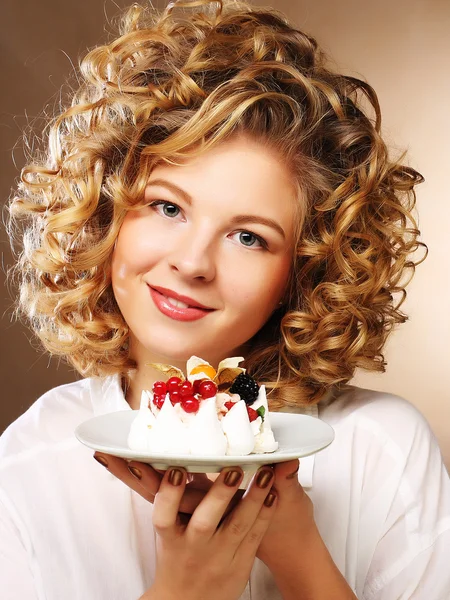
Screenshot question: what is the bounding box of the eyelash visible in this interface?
[148,200,268,250]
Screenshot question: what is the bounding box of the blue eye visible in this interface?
[150,201,181,218]
[232,231,267,249]
[239,232,259,247]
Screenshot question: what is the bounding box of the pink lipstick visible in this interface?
[148,285,213,322]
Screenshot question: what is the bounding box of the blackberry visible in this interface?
[229,373,259,405]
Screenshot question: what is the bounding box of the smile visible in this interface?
[148,285,214,322]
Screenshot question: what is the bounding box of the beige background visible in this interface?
[1,0,449,468]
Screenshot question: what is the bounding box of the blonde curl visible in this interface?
[9,0,426,406]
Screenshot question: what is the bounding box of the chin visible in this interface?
[139,337,242,368]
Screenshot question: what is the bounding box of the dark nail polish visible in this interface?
[94,454,108,468]
[128,466,142,480]
[224,469,241,487]
[286,467,299,480]
[256,469,273,489]
[168,468,183,486]
[264,492,276,508]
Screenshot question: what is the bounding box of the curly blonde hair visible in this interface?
[9,0,425,407]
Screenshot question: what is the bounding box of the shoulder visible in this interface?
[0,378,98,459]
[323,388,450,597]
[319,385,449,503]
[322,385,436,454]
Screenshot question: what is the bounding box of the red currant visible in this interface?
[199,380,217,399]
[152,381,167,395]
[224,401,235,411]
[181,396,200,413]
[247,406,258,422]
[153,395,165,410]
[180,381,193,397]
[170,390,182,404]
[192,379,203,395]
[166,376,182,393]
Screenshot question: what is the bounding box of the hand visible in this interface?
[93,453,218,514]
[142,465,278,600]
[256,459,316,570]
[256,459,358,600]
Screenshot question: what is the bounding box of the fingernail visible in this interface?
[256,468,274,489]
[286,466,299,480]
[128,466,142,480]
[264,491,276,507]
[224,469,241,487]
[94,454,108,468]
[168,468,183,486]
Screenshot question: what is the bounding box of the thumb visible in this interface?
[273,459,300,491]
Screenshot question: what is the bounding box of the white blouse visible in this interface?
[0,376,449,600]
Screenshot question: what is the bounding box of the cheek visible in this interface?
[226,255,291,315]
[111,217,164,282]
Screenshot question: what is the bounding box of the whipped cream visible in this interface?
[221,400,255,455]
[127,358,279,456]
[188,398,227,456]
[251,386,279,453]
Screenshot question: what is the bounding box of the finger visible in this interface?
[186,472,211,486]
[131,466,209,513]
[152,468,187,540]
[93,453,160,503]
[93,453,208,514]
[221,467,274,546]
[186,467,243,543]
[273,459,303,494]
[237,489,278,561]
[274,459,299,480]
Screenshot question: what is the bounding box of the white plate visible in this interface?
[75,410,334,477]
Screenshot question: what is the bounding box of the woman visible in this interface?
[3,1,449,598]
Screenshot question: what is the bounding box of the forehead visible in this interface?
[147,136,302,230]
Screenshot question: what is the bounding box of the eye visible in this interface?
[231,231,267,249]
[149,200,182,219]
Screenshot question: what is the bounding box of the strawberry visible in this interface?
[246,406,259,422]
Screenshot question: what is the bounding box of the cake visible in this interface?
[127,356,279,456]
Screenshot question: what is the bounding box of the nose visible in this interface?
[168,228,217,282]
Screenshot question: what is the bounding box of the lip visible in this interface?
[148,285,214,322]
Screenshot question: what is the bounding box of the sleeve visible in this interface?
[362,404,450,600]
[366,530,450,599]
[0,492,39,600]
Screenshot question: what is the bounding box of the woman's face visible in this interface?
[111,136,299,369]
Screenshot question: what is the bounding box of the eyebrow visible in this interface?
[146,179,192,205]
[145,178,286,240]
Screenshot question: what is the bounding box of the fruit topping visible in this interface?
[246,406,259,422]
[224,401,235,411]
[153,394,165,410]
[181,396,200,413]
[180,381,193,396]
[167,376,182,392]
[256,406,266,420]
[229,373,259,405]
[192,379,203,395]
[169,390,182,404]
[199,380,217,399]
[152,381,167,395]
[190,364,217,380]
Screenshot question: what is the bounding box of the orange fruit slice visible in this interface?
[190,364,216,380]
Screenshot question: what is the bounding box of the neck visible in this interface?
[124,340,251,410]
[124,366,163,410]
